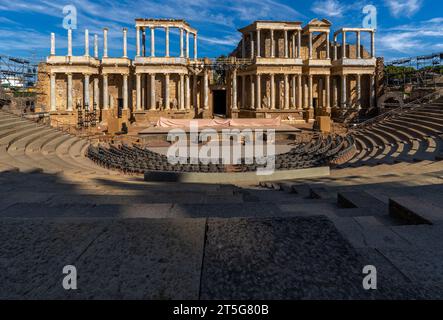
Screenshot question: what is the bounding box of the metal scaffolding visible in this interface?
[0,54,39,88]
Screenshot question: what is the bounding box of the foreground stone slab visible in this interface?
[200,216,373,299]
[389,196,443,225]
[0,218,206,299]
[337,191,387,215]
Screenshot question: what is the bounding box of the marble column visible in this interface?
[308,32,313,59]
[123,28,128,58]
[342,31,346,58]
[136,26,140,57]
[150,27,155,57]
[203,71,209,110]
[103,28,108,58]
[192,75,198,108]
[194,33,198,59]
[256,29,261,58]
[94,34,99,58]
[284,30,289,58]
[232,69,238,110]
[325,75,331,112]
[180,28,184,58]
[84,29,89,57]
[67,29,72,57]
[123,74,128,110]
[318,78,323,107]
[356,74,361,110]
[308,75,313,109]
[142,28,146,57]
[165,27,170,57]
[332,77,338,108]
[180,74,185,110]
[256,74,261,109]
[341,75,347,109]
[50,73,56,111]
[284,74,289,109]
[297,74,302,110]
[185,75,190,109]
[270,29,275,58]
[356,31,361,59]
[250,76,255,109]
[250,32,255,59]
[84,74,90,110]
[370,74,375,108]
[67,73,73,111]
[270,74,275,110]
[186,31,190,58]
[165,74,170,110]
[326,32,330,59]
[135,74,141,110]
[93,77,99,110]
[297,30,301,58]
[291,75,296,109]
[50,33,55,56]
[333,34,338,60]
[150,74,156,110]
[291,32,296,59]
[371,31,376,58]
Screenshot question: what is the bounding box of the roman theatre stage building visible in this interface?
[37,18,376,127]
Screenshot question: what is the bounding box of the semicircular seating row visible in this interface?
[0,110,109,175]
[86,134,356,174]
[342,101,443,168]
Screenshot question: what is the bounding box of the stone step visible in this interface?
[389,196,443,225]
[337,191,387,215]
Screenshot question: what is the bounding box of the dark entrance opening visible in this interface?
[212,90,227,116]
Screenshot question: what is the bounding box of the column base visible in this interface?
[305,109,315,123]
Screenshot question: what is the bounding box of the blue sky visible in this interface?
[0,0,442,62]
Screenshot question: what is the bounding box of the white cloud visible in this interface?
[311,0,345,18]
[384,0,422,18]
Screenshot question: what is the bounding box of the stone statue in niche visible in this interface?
[262,95,269,109]
[158,97,163,110]
[172,98,178,109]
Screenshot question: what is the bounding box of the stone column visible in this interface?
[165,27,170,57]
[186,31,190,58]
[308,75,313,109]
[136,26,140,57]
[150,73,156,110]
[342,31,346,59]
[241,35,246,58]
[356,74,361,110]
[232,69,238,110]
[250,32,255,59]
[241,75,246,109]
[194,33,198,59]
[371,31,376,58]
[341,74,347,109]
[103,28,108,58]
[67,73,73,111]
[318,78,323,107]
[192,75,198,108]
[326,32,330,59]
[93,77,99,110]
[84,29,89,57]
[142,28,146,57]
[256,74,261,109]
[270,74,275,110]
[370,74,375,109]
[325,75,331,112]
[297,74,302,110]
[165,74,170,110]
[297,30,301,58]
[333,34,338,60]
[203,71,209,110]
[284,74,289,109]
[291,75,296,108]
[180,74,185,110]
[250,76,255,109]
[123,74,128,110]
[303,76,308,108]
[308,32,313,59]
[185,75,190,109]
[135,74,140,110]
[50,73,56,111]
[94,34,99,58]
[123,28,128,58]
[256,29,261,58]
[284,30,289,58]
[67,29,72,57]
[150,27,155,57]
[270,29,275,58]
[291,32,296,59]
[180,28,184,58]
[50,33,55,56]
[356,31,361,59]
[84,74,90,110]
[333,77,338,108]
